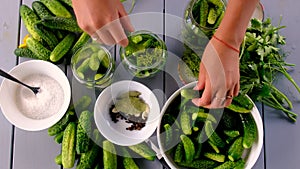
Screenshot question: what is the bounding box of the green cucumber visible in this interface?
[163,123,172,146]
[62,122,76,168]
[34,23,58,50]
[224,130,240,138]
[128,142,156,161]
[122,147,139,169]
[89,52,100,71]
[26,37,51,60]
[214,160,236,169]
[41,16,83,33]
[227,94,254,113]
[14,48,39,59]
[103,140,117,169]
[180,110,192,135]
[50,33,76,62]
[69,32,91,56]
[77,130,102,169]
[180,135,195,162]
[32,1,53,18]
[40,0,72,18]
[54,153,62,165]
[178,159,217,168]
[240,113,257,148]
[228,137,244,162]
[174,142,183,163]
[54,131,64,144]
[76,110,93,154]
[72,95,92,113]
[205,121,225,148]
[48,110,75,136]
[58,0,73,7]
[19,5,42,42]
[203,152,225,162]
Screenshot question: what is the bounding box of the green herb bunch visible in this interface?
[239,18,300,122]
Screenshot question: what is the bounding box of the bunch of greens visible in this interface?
[239,18,300,122]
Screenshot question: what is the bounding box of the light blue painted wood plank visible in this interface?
[0,0,21,168]
[260,0,300,168]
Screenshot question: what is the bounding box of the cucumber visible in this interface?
[62,122,76,168]
[163,123,172,146]
[19,5,42,42]
[205,121,225,148]
[207,140,220,153]
[76,110,93,154]
[227,137,244,162]
[26,37,51,60]
[227,94,254,113]
[32,1,53,19]
[103,140,117,169]
[174,142,183,163]
[34,23,58,50]
[180,135,195,162]
[128,142,156,161]
[89,52,100,71]
[54,153,62,165]
[40,0,72,18]
[122,147,139,169]
[50,33,76,62]
[224,130,240,138]
[178,159,217,169]
[58,0,73,7]
[180,110,192,135]
[72,95,92,113]
[41,16,83,33]
[54,131,64,144]
[214,160,236,169]
[69,32,91,56]
[240,113,257,148]
[207,8,217,25]
[76,58,91,79]
[203,152,225,162]
[48,110,75,136]
[14,48,39,59]
[199,0,209,27]
[233,159,246,169]
[77,130,102,169]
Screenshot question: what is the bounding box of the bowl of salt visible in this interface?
[0,60,71,131]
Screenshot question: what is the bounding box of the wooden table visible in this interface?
[1,0,300,168]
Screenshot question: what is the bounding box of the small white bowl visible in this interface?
[157,81,263,169]
[94,80,160,146]
[0,60,71,131]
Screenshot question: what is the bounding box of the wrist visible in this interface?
[211,34,240,54]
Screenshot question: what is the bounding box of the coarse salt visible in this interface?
[15,74,64,119]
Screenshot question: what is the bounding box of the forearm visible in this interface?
[214,0,259,48]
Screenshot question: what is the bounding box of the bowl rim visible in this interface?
[157,81,264,169]
[94,80,161,146]
[0,60,71,131]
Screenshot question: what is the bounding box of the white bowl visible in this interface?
[94,80,160,146]
[0,60,71,131]
[157,81,263,169]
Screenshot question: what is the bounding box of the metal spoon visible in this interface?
[0,69,40,94]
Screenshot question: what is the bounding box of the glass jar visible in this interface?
[71,42,115,88]
[119,30,168,78]
[181,0,226,54]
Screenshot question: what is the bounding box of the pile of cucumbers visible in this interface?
[160,88,258,169]
[48,95,156,169]
[15,0,90,63]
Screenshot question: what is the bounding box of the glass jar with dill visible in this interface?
[120,30,168,78]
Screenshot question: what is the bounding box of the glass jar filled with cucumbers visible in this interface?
[71,42,115,88]
[182,0,226,54]
[119,30,168,78]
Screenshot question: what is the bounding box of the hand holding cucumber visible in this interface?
[72,0,134,47]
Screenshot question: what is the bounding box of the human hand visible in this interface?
[192,36,240,108]
[72,0,134,47]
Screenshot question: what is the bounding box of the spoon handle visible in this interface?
[0,69,33,89]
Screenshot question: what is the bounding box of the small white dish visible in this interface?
[94,80,160,146]
[0,60,71,131]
